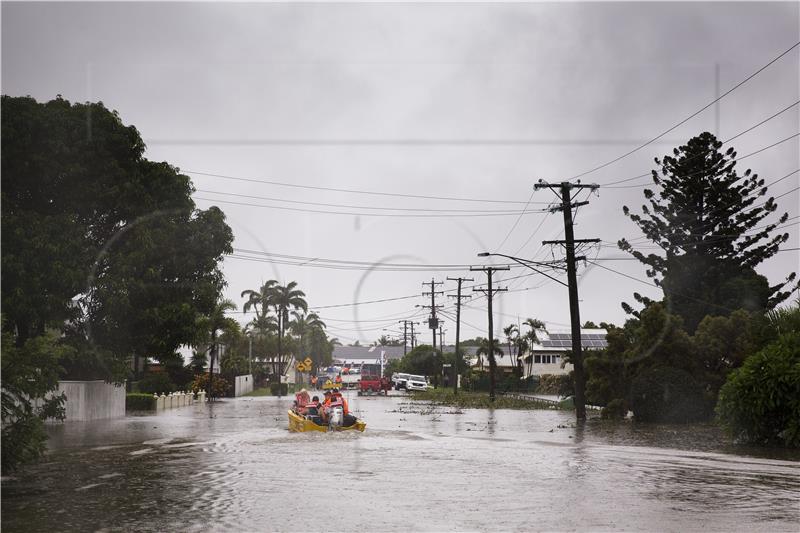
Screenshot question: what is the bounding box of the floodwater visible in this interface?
[2,392,799,532]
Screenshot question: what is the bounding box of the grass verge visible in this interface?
[410,389,561,410]
[243,387,273,397]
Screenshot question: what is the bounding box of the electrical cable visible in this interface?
[187,170,532,205]
[194,196,550,217]
[194,188,552,213]
[567,41,800,181]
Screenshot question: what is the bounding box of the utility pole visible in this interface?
[536,180,599,420]
[248,334,253,375]
[399,320,412,355]
[421,279,444,351]
[470,266,509,402]
[447,276,473,395]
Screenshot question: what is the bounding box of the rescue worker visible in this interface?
[295,388,310,414]
[330,389,357,427]
[306,395,323,425]
[319,390,334,424]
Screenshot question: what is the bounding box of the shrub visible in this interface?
[126,393,156,411]
[1,330,69,473]
[536,373,574,397]
[189,373,230,399]
[629,366,711,423]
[716,332,800,447]
[137,372,176,395]
[601,398,627,419]
[269,382,289,396]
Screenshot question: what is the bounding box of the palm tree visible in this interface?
[241,280,278,321]
[198,297,238,399]
[503,324,519,356]
[268,281,307,394]
[523,317,545,381]
[290,310,325,362]
[503,324,525,380]
[476,337,504,370]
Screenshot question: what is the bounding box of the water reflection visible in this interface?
[2,393,798,532]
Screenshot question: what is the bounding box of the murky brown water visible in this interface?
[3,392,799,532]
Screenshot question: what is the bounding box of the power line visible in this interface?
[195,188,552,213]
[567,41,800,181]
[603,133,800,189]
[228,248,527,272]
[496,190,536,251]
[600,99,799,187]
[187,169,532,205]
[724,99,800,144]
[194,196,550,217]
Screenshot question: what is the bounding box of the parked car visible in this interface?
[341,367,361,390]
[405,375,429,392]
[358,375,391,395]
[391,373,411,390]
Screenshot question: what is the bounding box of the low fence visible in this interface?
[500,392,602,411]
[153,390,206,411]
[234,374,254,397]
[57,380,126,421]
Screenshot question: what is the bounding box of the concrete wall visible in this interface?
[58,381,125,421]
[234,374,254,397]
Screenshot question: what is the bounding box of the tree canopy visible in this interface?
[619,132,796,332]
[1,95,233,470]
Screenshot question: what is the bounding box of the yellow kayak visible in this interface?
[287,410,366,433]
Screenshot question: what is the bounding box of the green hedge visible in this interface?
[629,366,711,423]
[126,393,156,411]
[137,372,176,395]
[717,332,800,447]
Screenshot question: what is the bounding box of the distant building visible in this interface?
[332,345,406,366]
[469,351,519,377]
[520,328,608,377]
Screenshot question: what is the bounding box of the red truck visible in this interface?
[358,375,391,396]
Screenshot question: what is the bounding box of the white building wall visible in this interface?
[234,374,254,397]
[57,381,126,421]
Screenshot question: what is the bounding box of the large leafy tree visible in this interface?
[2,95,233,365]
[1,96,232,469]
[620,132,796,332]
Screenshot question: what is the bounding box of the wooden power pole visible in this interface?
[447,276,473,396]
[470,266,509,402]
[422,279,444,351]
[536,180,599,420]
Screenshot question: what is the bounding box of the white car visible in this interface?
[392,373,411,390]
[405,375,429,391]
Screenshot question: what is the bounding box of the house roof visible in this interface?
[333,344,480,364]
[332,345,406,362]
[529,328,608,352]
[470,352,520,369]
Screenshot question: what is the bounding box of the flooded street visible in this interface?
[3,392,799,532]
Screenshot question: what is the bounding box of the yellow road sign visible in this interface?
[304,357,312,367]
[296,362,307,372]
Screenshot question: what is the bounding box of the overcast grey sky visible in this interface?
[3,2,799,344]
